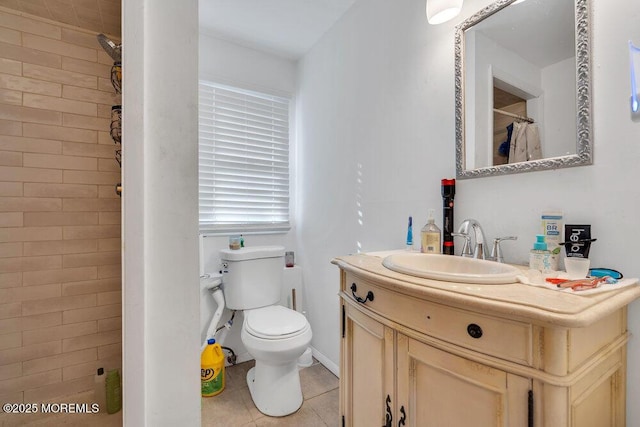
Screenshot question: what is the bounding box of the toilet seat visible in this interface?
[244,306,309,340]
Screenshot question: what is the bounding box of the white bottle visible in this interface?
[94,367,106,409]
[421,209,441,254]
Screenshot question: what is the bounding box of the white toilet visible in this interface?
[220,245,312,417]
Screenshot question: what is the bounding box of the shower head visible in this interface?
[96,33,121,62]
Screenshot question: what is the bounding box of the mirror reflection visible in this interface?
[455,0,592,178]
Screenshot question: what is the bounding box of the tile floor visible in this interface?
[2,360,339,427]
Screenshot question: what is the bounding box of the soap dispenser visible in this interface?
[421,209,441,254]
[529,234,552,273]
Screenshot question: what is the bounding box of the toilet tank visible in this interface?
[220,246,285,310]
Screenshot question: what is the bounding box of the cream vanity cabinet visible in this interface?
[333,255,640,427]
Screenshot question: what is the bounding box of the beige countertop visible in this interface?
[332,253,640,328]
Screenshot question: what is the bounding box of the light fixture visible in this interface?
[426,0,463,25]
[630,40,640,118]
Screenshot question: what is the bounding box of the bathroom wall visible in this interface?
[198,34,299,361]
[0,7,121,407]
[297,0,640,421]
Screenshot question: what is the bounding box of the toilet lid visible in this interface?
[245,306,309,339]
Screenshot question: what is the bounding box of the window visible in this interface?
[198,81,291,233]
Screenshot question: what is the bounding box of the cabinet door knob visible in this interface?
[351,283,374,304]
[467,323,483,339]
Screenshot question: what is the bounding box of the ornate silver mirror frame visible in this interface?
[454,0,592,179]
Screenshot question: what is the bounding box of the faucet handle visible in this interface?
[451,232,473,257]
[490,236,518,263]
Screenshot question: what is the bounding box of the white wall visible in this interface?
[198,34,299,361]
[297,0,640,422]
[123,0,200,425]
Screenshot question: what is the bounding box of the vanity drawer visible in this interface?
[344,274,533,366]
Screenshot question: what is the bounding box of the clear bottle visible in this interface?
[421,209,441,254]
[529,234,552,273]
[94,367,106,409]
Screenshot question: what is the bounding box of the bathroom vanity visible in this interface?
[333,254,640,427]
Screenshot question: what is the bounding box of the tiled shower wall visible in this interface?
[0,7,122,405]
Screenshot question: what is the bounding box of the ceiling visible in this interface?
[0,0,121,36]
[199,0,358,60]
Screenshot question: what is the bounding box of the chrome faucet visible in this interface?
[453,219,517,262]
[454,219,488,259]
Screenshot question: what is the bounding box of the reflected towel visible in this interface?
[508,122,542,163]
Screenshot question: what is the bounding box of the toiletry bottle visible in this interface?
[406,216,414,250]
[529,235,552,273]
[441,179,455,255]
[541,211,562,270]
[421,209,441,254]
[105,368,122,414]
[94,367,106,409]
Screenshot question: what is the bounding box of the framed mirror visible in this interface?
[455,0,592,179]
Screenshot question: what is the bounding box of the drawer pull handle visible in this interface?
[351,283,374,304]
[467,323,483,339]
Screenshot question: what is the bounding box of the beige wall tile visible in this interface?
[0,317,21,335]
[21,255,63,272]
[97,130,112,145]
[0,272,21,288]
[24,183,97,198]
[24,212,98,226]
[60,28,100,49]
[61,57,110,78]
[63,141,115,159]
[63,170,119,185]
[61,113,108,131]
[97,342,121,361]
[63,250,119,268]
[0,58,22,77]
[0,257,21,273]
[0,242,21,258]
[0,332,21,351]
[0,104,62,126]
[22,266,96,286]
[97,264,119,279]
[0,212,22,227]
[22,321,97,346]
[21,293,95,316]
[23,348,95,376]
[23,93,98,117]
[98,212,119,225]
[0,26,20,45]
[97,76,115,92]
[0,197,61,212]
[62,359,97,380]
[98,238,119,252]
[62,304,119,325]
[96,291,119,307]
[97,157,119,172]
[0,41,61,68]
[0,88,21,105]
[0,312,61,336]
[23,63,97,90]
[0,302,21,319]
[61,277,119,296]
[0,74,62,97]
[23,123,97,144]
[23,34,96,62]
[63,224,119,240]
[63,85,119,106]
[0,166,62,183]
[0,368,61,395]
[0,10,61,39]
[62,329,120,352]
[23,239,98,256]
[23,153,97,171]
[23,375,92,402]
[97,103,111,118]
[0,226,63,242]
[0,150,22,166]
[0,362,21,381]
[0,135,62,154]
[0,283,61,304]
[0,182,22,196]
[97,316,120,333]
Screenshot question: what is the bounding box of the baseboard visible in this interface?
[310,346,339,378]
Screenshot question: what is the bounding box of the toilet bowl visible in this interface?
[241,305,312,416]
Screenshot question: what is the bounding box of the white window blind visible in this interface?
[198,81,290,232]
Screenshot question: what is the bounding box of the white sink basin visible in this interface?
[382,253,521,284]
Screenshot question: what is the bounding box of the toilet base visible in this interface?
[246,361,303,417]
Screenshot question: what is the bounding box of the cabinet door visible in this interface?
[342,301,395,427]
[396,336,531,427]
